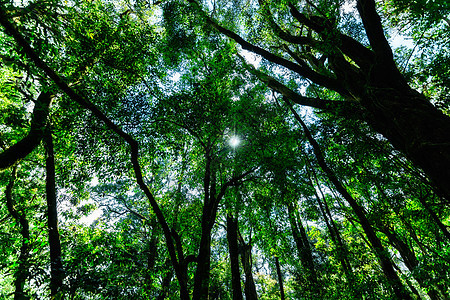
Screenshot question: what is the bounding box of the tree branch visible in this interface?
[356,0,394,62]
[288,3,375,70]
[259,0,318,46]
[209,168,256,230]
[0,92,52,171]
[238,54,361,114]
[187,0,347,95]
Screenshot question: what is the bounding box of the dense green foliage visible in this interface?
[1,0,449,299]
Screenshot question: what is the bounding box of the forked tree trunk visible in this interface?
[238,233,258,300]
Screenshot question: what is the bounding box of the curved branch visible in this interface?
[0,92,52,171]
[259,0,318,46]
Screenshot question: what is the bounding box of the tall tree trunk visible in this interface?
[44,128,64,297]
[193,154,214,300]
[274,257,285,300]
[144,227,158,289]
[304,158,361,296]
[287,203,318,292]
[287,103,412,300]
[307,166,361,299]
[192,153,253,299]
[238,233,258,300]
[5,166,31,300]
[193,226,212,300]
[227,213,243,300]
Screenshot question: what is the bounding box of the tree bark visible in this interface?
[5,166,31,300]
[44,128,64,297]
[226,213,243,300]
[193,226,212,300]
[274,257,285,300]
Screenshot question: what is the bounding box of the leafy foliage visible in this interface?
[1,0,449,299]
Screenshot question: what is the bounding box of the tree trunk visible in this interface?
[145,228,158,289]
[226,213,243,300]
[304,163,360,296]
[354,0,450,200]
[192,152,252,299]
[274,257,285,300]
[193,226,212,300]
[44,128,64,297]
[192,153,214,300]
[287,203,318,292]
[5,166,31,300]
[361,86,450,201]
[373,181,449,299]
[238,233,258,300]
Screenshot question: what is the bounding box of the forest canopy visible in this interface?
[0,0,449,299]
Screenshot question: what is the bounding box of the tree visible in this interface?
[185,0,450,200]
[1,0,449,299]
